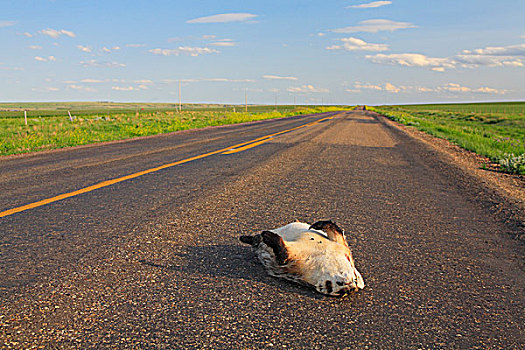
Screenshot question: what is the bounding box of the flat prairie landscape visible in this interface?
[0,102,347,156]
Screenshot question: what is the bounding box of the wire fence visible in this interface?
[0,104,305,119]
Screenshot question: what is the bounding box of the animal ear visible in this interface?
[309,220,348,246]
[239,235,261,246]
[261,231,289,265]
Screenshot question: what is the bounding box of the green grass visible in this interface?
[0,104,351,156]
[369,102,525,174]
[0,102,300,118]
[395,102,525,116]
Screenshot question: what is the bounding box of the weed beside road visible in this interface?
[370,103,525,174]
[0,106,348,156]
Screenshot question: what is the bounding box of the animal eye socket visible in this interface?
[336,281,344,286]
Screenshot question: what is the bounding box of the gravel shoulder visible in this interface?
[376,112,524,239]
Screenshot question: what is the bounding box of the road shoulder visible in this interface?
[374,111,524,239]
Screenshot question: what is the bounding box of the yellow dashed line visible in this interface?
[222,138,273,154]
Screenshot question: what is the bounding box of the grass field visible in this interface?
[370,102,525,174]
[0,103,350,156]
[393,102,525,116]
[0,102,299,118]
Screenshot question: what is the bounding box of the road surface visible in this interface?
[1,111,523,349]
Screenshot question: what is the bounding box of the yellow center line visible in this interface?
[0,113,339,218]
[221,115,334,154]
[222,138,273,154]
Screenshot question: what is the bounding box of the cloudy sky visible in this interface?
[1,0,524,105]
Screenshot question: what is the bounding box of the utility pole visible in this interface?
[178,80,182,112]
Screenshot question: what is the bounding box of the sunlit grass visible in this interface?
[370,103,525,174]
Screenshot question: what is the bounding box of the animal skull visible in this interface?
[240,220,365,296]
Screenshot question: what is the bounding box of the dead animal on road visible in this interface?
[240,220,365,296]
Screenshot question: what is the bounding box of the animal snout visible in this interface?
[334,279,359,295]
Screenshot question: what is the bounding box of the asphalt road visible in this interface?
[0,111,523,349]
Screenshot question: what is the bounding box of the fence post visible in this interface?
[68,110,73,121]
[24,110,27,125]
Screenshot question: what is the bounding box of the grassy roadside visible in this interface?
[0,106,350,156]
[369,104,525,175]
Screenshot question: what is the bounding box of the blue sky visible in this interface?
[1,0,524,105]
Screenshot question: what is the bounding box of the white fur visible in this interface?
[252,222,365,296]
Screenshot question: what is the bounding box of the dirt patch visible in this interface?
[375,112,524,238]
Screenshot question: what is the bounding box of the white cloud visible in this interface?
[346,1,392,9]
[202,35,217,39]
[39,28,76,38]
[80,60,126,68]
[34,56,56,62]
[111,84,149,91]
[354,82,383,91]
[353,81,424,93]
[455,54,524,67]
[437,83,506,94]
[384,82,400,93]
[28,45,42,50]
[68,85,97,92]
[77,45,92,53]
[204,78,255,83]
[366,53,456,71]
[126,43,145,47]
[31,87,60,92]
[263,75,298,81]
[455,43,525,67]
[0,64,24,71]
[149,47,219,57]
[287,85,329,93]
[350,81,506,95]
[23,32,33,37]
[101,46,122,53]
[187,13,257,24]
[331,19,417,33]
[462,43,525,56]
[327,37,389,52]
[367,43,525,70]
[162,78,254,84]
[80,79,105,83]
[0,20,16,28]
[134,79,154,84]
[210,39,236,47]
[441,83,472,93]
[474,87,503,94]
[112,86,135,91]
